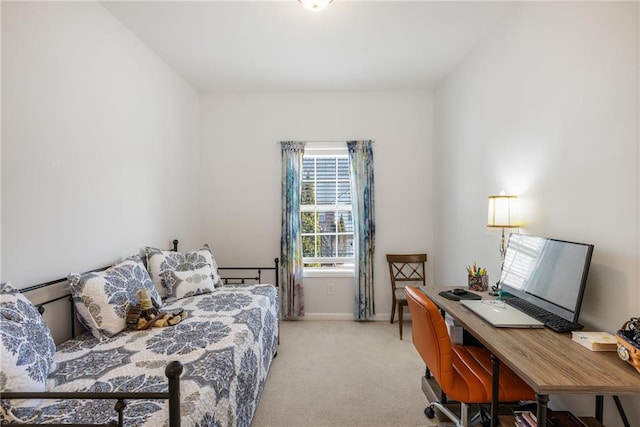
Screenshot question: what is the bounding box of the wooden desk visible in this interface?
[421,284,640,427]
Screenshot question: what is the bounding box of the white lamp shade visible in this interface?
[299,0,332,12]
[487,195,519,227]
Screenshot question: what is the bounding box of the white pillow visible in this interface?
[68,255,162,340]
[145,244,221,300]
[0,282,56,421]
[163,264,216,300]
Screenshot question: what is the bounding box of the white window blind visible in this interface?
[301,143,354,270]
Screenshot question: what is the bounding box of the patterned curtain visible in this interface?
[347,141,376,321]
[280,141,305,319]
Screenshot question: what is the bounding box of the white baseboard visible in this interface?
[302,313,354,321]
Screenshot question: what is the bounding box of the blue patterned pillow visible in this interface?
[145,244,222,300]
[0,282,56,421]
[68,255,162,339]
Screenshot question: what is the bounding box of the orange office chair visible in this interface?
[404,286,535,427]
[387,253,427,340]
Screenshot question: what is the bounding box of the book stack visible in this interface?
[571,331,617,351]
[514,410,536,427]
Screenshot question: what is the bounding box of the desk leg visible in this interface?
[536,394,549,427]
[613,395,631,427]
[491,354,499,427]
[595,395,603,423]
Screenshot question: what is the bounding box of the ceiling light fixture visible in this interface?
[298,0,333,12]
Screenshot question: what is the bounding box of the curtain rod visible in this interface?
[276,140,374,144]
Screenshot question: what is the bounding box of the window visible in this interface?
[301,144,354,270]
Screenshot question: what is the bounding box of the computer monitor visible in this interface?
[499,234,594,325]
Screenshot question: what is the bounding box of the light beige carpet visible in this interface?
[251,320,441,427]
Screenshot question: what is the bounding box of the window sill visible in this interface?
[303,268,354,278]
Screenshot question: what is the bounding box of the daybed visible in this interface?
[0,241,279,427]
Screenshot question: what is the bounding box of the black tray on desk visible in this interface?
[439,290,482,301]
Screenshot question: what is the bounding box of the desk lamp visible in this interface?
[487,194,520,295]
[487,193,520,257]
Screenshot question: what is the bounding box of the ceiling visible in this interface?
[101,1,514,93]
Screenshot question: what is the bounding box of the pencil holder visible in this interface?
[468,275,489,292]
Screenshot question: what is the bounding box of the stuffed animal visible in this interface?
[126,289,186,330]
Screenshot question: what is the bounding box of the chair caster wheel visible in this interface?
[424,406,435,418]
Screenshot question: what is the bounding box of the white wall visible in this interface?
[1,1,201,287]
[0,2,3,281]
[200,91,433,319]
[433,2,639,425]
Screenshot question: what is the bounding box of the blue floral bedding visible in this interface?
[9,284,278,427]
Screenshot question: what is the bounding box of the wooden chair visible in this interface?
[404,286,535,427]
[386,253,427,340]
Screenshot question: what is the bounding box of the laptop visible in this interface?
[460,299,544,328]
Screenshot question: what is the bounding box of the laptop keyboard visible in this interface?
[502,297,582,333]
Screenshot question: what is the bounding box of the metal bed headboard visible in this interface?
[19,239,279,339]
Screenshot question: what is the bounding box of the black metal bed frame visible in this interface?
[2,361,184,427]
[2,240,280,427]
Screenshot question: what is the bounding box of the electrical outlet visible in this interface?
[327,283,335,295]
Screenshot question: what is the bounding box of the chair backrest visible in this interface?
[386,254,427,292]
[404,285,454,392]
